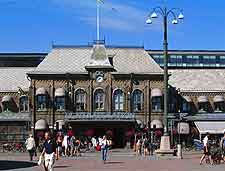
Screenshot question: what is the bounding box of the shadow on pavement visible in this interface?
[105,161,124,164]
[54,165,71,168]
[0,160,37,170]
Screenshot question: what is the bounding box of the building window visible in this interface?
[152,97,162,112]
[198,102,208,112]
[37,95,47,110]
[2,102,10,111]
[94,89,104,111]
[75,89,86,111]
[55,96,65,110]
[181,101,190,113]
[214,102,224,112]
[19,96,29,112]
[133,89,143,112]
[113,89,124,111]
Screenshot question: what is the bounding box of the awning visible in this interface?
[151,119,163,129]
[198,96,208,103]
[182,96,192,102]
[1,95,12,102]
[194,121,225,134]
[35,119,49,130]
[213,95,224,103]
[55,88,65,97]
[177,122,190,134]
[36,87,46,95]
[151,88,162,97]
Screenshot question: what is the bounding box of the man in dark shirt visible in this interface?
[42,132,56,171]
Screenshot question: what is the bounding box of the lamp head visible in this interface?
[172,19,178,24]
[151,12,158,18]
[178,13,184,20]
[146,18,152,24]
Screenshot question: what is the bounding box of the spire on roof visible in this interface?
[85,42,114,71]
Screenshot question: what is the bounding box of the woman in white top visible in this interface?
[200,132,212,165]
[25,134,36,161]
[101,135,109,163]
[62,135,68,156]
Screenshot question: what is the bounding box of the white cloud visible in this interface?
[50,0,160,32]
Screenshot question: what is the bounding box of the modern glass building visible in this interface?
[148,50,225,68]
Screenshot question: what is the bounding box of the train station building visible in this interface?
[1,44,225,146]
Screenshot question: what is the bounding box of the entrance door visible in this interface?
[114,128,125,148]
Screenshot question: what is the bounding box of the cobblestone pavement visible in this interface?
[0,150,225,171]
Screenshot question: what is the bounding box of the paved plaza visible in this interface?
[0,150,225,171]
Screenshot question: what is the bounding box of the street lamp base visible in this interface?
[177,144,183,159]
[155,135,174,156]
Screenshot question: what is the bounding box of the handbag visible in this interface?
[37,155,44,166]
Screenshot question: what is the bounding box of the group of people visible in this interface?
[200,132,225,165]
[25,132,57,171]
[135,137,155,156]
[60,133,81,158]
[25,131,112,171]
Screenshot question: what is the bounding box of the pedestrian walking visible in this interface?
[25,134,36,161]
[143,137,149,156]
[136,139,142,156]
[101,135,109,164]
[69,135,76,157]
[62,134,68,156]
[41,132,56,171]
[200,132,213,165]
[220,131,225,162]
[74,138,81,156]
[56,134,63,160]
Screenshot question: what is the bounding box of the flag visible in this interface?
[97,0,104,4]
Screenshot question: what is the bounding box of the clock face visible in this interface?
[96,75,104,83]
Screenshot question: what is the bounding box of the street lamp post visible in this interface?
[146,6,184,155]
[146,7,184,135]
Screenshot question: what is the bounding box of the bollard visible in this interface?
[177,144,183,159]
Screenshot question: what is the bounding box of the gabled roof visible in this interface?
[31,46,163,75]
[85,44,114,71]
[0,67,34,92]
[169,69,225,92]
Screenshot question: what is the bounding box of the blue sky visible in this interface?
[0,0,224,52]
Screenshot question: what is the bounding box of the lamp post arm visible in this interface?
[153,6,165,15]
[166,9,178,19]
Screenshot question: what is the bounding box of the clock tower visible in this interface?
[85,41,115,82]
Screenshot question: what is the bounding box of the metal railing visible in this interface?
[65,111,135,121]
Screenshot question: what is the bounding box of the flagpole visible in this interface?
[97,1,100,41]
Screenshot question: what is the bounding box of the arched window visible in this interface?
[55,97,65,110]
[36,88,47,110]
[133,89,143,112]
[1,96,12,112]
[94,89,104,111]
[75,89,86,111]
[214,96,224,112]
[198,96,209,112]
[19,96,29,112]
[182,101,190,113]
[151,88,162,112]
[55,88,65,110]
[152,97,162,112]
[113,89,124,111]
[37,95,47,110]
[214,102,224,112]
